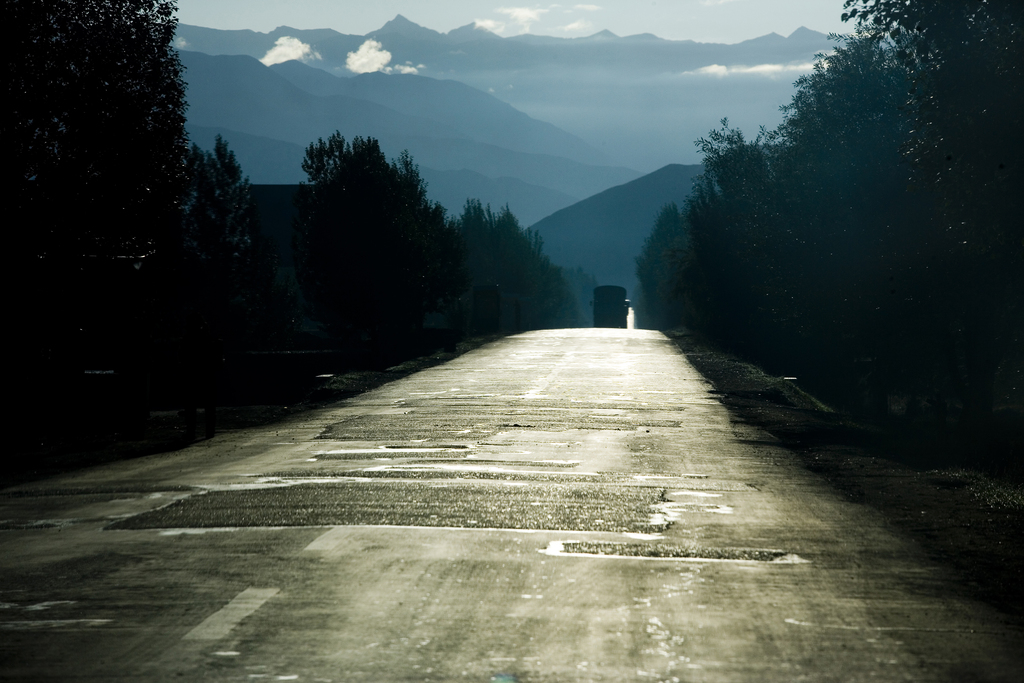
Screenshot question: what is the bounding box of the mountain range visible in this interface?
[249,163,703,303]
[176,16,834,171]
[180,50,637,225]
[532,164,705,295]
[177,16,834,298]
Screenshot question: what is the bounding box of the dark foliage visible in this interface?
[675,27,1022,432]
[455,200,581,329]
[842,0,1024,425]
[635,203,689,330]
[293,134,468,338]
[181,137,299,350]
[9,0,189,446]
[10,0,188,260]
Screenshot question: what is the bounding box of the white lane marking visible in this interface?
[183,588,279,641]
[0,619,111,630]
[634,474,710,480]
[670,491,723,498]
[783,618,999,634]
[0,600,77,611]
[305,527,350,551]
[623,532,665,540]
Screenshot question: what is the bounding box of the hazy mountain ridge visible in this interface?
[176,16,829,70]
[531,164,705,296]
[268,60,609,166]
[186,125,307,184]
[180,52,469,147]
[175,17,834,171]
[185,127,584,227]
[179,50,639,205]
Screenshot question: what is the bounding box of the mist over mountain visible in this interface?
[268,60,609,166]
[416,170,577,228]
[179,50,638,215]
[186,125,306,184]
[531,164,705,297]
[177,15,826,289]
[184,130,579,229]
[176,17,833,171]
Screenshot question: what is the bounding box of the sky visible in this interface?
[175,0,853,44]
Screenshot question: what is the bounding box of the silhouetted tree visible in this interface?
[10,0,189,445]
[681,122,781,353]
[182,137,299,350]
[675,23,1022,433]
[293,134,468,339]
[842,0,1024,424]
[635,203,689,330]
[11,0,187,260]
[456,200,579,329]
[680,37,943,413]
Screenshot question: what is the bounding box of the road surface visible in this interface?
[1,329,1021,682]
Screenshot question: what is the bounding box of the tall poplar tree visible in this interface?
[293,134,468,339]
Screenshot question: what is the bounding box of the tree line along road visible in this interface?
[1,329,1021,682]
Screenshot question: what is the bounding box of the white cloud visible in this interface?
[497,7,550,33]
[683,62,815,77]
[574,4,601,10]
[346,39,393,73]
[260,36,321,66]
[561,19,593,33]
[736,62,814,76]
[687,64,729,77]
[346,40,422,75]
[473,19,506,33]
[174,36,189,49]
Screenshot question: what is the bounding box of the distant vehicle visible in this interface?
[593,286,629,328]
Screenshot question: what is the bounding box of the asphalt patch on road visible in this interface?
[314,451,471,460]
[262,469,756,490]
[107,481,669,532]
[302,470,608,483]
[557,541,792,562]
[317,413,685,441]
[412,458,580,467]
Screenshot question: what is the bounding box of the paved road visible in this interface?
[1,329,1021,682]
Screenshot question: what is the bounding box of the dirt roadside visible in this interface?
[2,334,506,490]
[670,331,1024,620]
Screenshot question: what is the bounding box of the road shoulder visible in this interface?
[669,331,1024,620]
